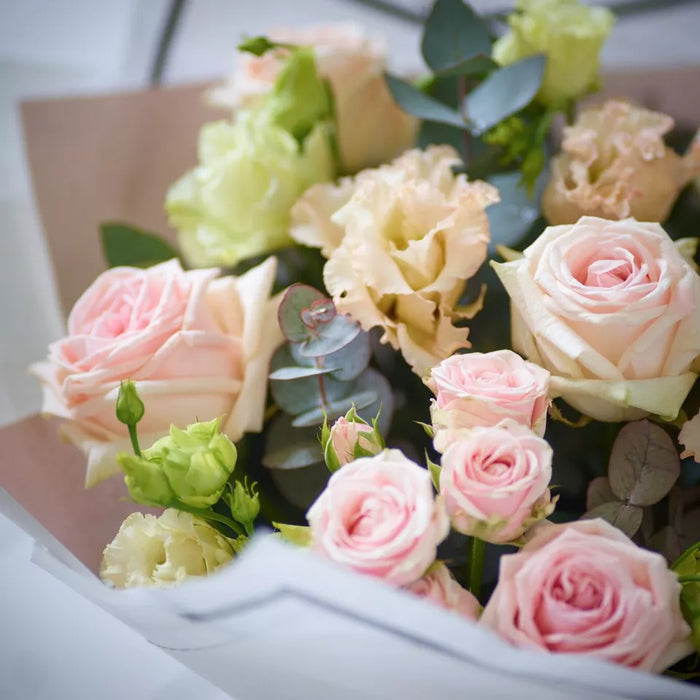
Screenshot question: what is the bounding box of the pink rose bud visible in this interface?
[407,563,480,620]
[426,350,550,453]
[481,519,693,673]
[307,449,449,586]
[439,421,555,544]
[325,415,382,470]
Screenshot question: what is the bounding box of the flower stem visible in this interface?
[678,575,700,584]
[469,536,486,599]
[128,424,141,457]
[177,504,244,537]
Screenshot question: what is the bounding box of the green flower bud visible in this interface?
[116,380,144,426]
[119,418,238,509]
[227,478,260,536]
[260,47,332,142]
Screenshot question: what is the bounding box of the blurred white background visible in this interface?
[1,1,699,698]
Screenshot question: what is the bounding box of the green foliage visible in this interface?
[385,74,465,129]
[237,35,282,56]
[673,543,700,652]
[101,222,178,269]
[421,0,491,72]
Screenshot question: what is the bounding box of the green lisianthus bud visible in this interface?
[116,380,144,426]
[260,47,332,142]
[119,418,238,509]
[321,407,384,472]
[227,478,260,536]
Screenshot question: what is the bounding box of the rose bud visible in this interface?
[322,407,384,471]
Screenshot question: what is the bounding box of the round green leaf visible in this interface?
[583,501,643,538]
[298,314,361,358]
[608,420,680,507]
[278,284,327,343]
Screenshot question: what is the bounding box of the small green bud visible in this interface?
[260,48,332,142]
[227,478,260,536]
[119,453,175,507]
[116,380,144,426]
[237,35,279,57]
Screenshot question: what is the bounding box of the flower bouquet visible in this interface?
[6,0,700,696]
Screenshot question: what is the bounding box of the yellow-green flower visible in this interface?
[119,418,238,509]
[492,0,614,106]
[166,111,334,267]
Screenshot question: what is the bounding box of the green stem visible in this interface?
[469,536,486,599]
[177,504,244,537]
[679,575,700,584]
[128,424,141,457]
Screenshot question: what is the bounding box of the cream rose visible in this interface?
[209,23,418,174]
[306,449,449,586]
[680,411,700,462]
[426,350,550,452]
[480,519,692,672]
[31,258,282,486]
[439,422,555,544]
[100,509,235,589]
[291,146,499,377]
[406,562,480,619]
[492,216,700,421]
[543,100,700,225]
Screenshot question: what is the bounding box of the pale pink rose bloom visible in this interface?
[209,24,418,174]
[679,411,700,461]
[406,562,480,620]
[543,100,700,225]
[426,349,550,452]
[31,258,282,487]
[439,422,555,544]
[329,416,378,466]
[492,216,700,422]
[306,449,449,586]
[292,146,499,377]
[481,519,692,673]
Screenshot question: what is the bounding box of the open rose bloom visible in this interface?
[481,519,692,672]
[492,216,700,421]
[406,562,480,620]
[426,350,550,452]
[31,258,282,486]
[291,146,499,376]
[543,100,700,225]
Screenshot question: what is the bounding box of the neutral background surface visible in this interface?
[1,1,700,698]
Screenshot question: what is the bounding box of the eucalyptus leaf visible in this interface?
[350,367,394,436]
[278,284,327,343]
[608,420,680,507]
[100,222,178,268]
[385,74,466,128]
[263,444,321,470]
[583,501,643,538]
[299,314,361,358]
[464,54,546,135]
[269,366,332,381]
[586,476,616,511]
[324,330,371,381]
[292,390,378,428]
[434,55,498,79]
[421,0,492,72]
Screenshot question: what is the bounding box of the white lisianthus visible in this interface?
[166,112,334,268]
[100,510,236,589]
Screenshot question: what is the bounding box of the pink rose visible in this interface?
[492,216,700,422]
[406,562,480,620]
[426,350,550,453]
[327,416,381,467]
[306,449,449,585]
[439,422,555,544]
[31,258,282,487]
[481,519,692,672]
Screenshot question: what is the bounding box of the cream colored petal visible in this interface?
[549,372,697,422]
[679,411,700,461]
[289,178,355,257]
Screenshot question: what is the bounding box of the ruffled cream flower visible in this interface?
[100,510,236,589]
[543,100,700,225]
[291,146,499,376]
